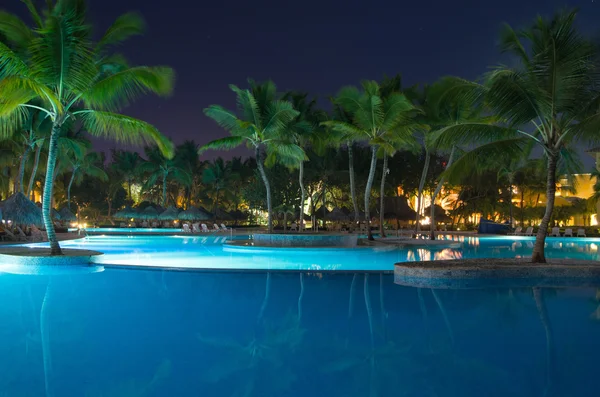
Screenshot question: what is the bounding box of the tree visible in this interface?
[202,158,231,216]
[324,80,415,240]
[0,1,174,254]
[283,92,325,232]
[436,10,600,261]
[139,146,190,207]
[111,150,142,203]
[201,80,304,233]
[66,149,107,209]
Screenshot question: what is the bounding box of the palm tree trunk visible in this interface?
[257,272,271,320]
[322,181,326,230]
[520,189,525,226]
[365,146,378,240]
[283,212,288,232]
[430,147,455,240]
[16,145,32,194]
[42,125,62,255]
[255,147,273,233]
[414,150,431,235]
[127,179,132,202]
[508,183,514,227]
[67,171,76,210]
[162,172,168,207]
[532,152,558,263]
[299,161,306,232]
[348,142,360,222]
[431,289,454,345]
[27,142,43,199]
[348,273,357,318]
[379,153,388,238]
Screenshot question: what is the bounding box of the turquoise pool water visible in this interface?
[18,234,600,271]
[0,268,599,396]
[2,235,600,396]
[69,227,184,233]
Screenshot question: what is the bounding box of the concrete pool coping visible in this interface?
[394,258,600,289]
[0,247,103,267]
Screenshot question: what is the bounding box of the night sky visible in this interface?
[5,0,600,167]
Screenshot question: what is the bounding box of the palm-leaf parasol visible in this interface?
[158,206,181,220]
[214,208,233,220]
[140,206,159,220]
[113,206,137,219]
[424,204,451,223]
[58,207,77,222]
[179,207,212,221]
[0,192,43,225]
[51,208,61,220]
[326,207,350,221]
[384,197,417,221]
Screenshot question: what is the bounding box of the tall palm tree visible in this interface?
[111,150,142,203]
[283,92,326,232]
[435,10,600,261]
[0,1,174,254]
[66,149,107,209]
[202,158,231,216]
[201,80,304,233]
[139,146,190,207]
[324,80,415,240]
[174,140,201,208]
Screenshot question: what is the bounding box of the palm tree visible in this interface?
[324,80,415,240]
[139,146,190,207]
[13,108,51,194]
[283,92,325,232]
[0,2,174,254]
[435,10,600,261]
[202,158,231,216]
[111,150,142,203]
[66,149,108,209]
[201,80,304,233]
[174,140,201,208]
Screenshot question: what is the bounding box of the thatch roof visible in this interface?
[51,208,61,220]
[179,207,212,221]
[214,208,233,220]
[113,206,137,219]
[326,207,350,221]
[424,204,451,222]
[0,192,43,225]
[158,206,181,220]
[139,206,159,219]
[384,197,416,221]
[58,207,77,221]
[229,209,248,220]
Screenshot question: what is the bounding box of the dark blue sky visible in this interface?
[5,0,600,167]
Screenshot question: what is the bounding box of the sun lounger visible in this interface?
[290,223,297,232]
[141,221,148,228]
[523,226,534,236]
[192,223,201,233]
[213,224,221,232]
[550,227,561,237]
[0,226,17,241]
[564,228,573,237]
[31,225,45,242]
[577,228,587,237]
[508,226,522,235]
[220,223,229,232]
[15,226,30,241]
[201,224,210,233]
[182,224,191,233]
[151,221,158,228]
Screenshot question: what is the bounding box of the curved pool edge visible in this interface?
[394,258,600,289]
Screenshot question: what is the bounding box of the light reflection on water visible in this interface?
[0,269,599,396]
[11,234,600,271]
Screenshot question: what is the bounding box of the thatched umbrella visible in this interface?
[51,208,61,220]
[58,207,77,222]
[179,207,212,221]
[140,206,159,220]
[230,209,248,221]
[0,192,43,225]
[326,207,350,222]
[113,206,137,219]
[384,197,416,221]
[214,208,233,220]
[314,206,331,220]
[424,204,451,223]
[158,206,181,220]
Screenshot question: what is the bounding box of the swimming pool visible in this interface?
[16,234,600,271]
[69,227,184,233]
[0,267,598,396]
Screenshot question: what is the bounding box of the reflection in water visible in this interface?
[0,269,599,396]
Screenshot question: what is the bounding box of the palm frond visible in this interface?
[0,11,34,48]
[19,0,43,28]
[82,66,174,110]
[96,12,145,52]
[0,41,30,79]
[431,123,518,150]
[204,105,246,135]
[78,110,174,158]
[198,136,246,154]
